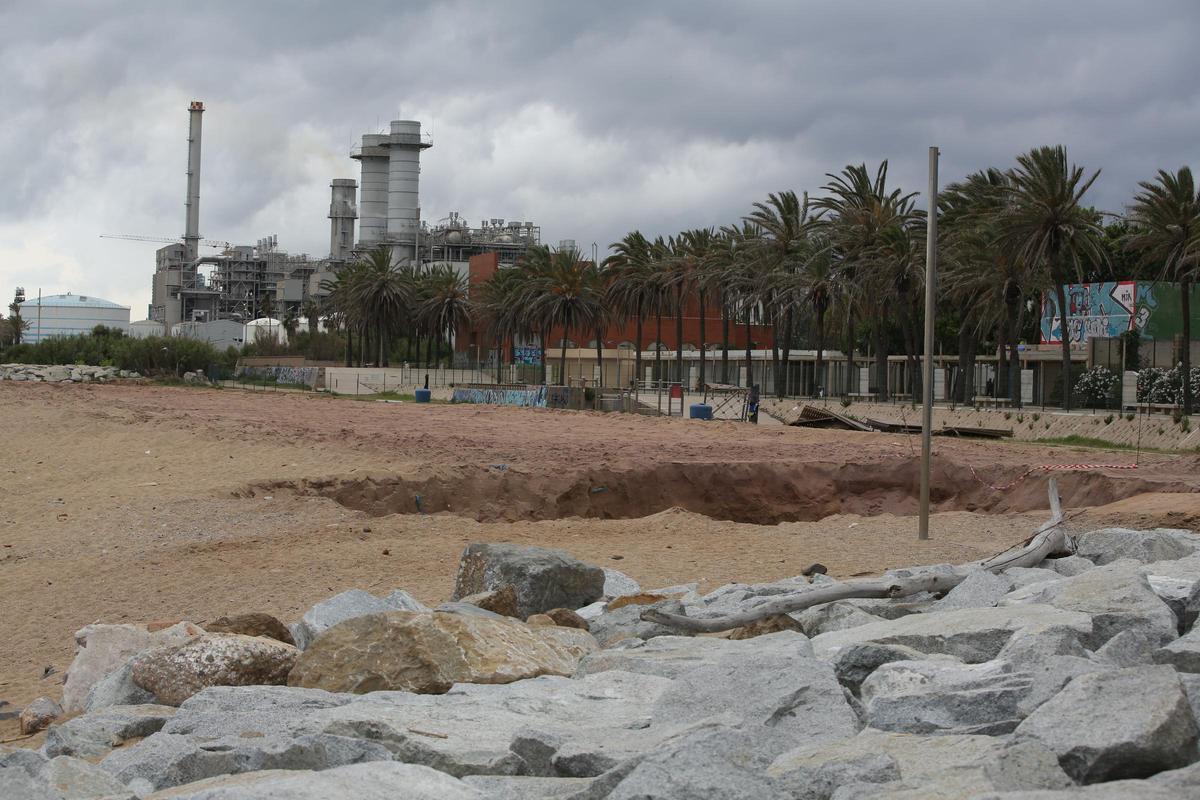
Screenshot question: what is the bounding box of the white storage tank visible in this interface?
[129,320,167,339]
[245,318,287,345]
[19,293,131,342]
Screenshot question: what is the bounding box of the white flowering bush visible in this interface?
[1136,366,1200,404]
[1075,366,1120,408]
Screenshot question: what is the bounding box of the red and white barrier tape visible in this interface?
[968,462,1138,492]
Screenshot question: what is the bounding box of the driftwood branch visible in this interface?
[641,478,1071,634]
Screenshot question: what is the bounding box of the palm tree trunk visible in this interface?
[873,324,888,402]
[721,296,730,384]
[844,313,855,397]
[424,332,433,369]
[698,288,707,390]
[1056,282,1072,410]
[540,326,549,384]
[1009,304,1025,408]
[379,323,388,367]
[655,307,663,382]
[595,325,603,389]
[345,328,353,367]
[997,317,1010,399]
[559,312,569,387]
[744,314,752,389]
[956,315,973,404]
[814,307,826,397]
[769,307,781,398]
[634,296,643,388]
[779,307,793,399]
[1182,278,1193,416]
[675,286,684,387]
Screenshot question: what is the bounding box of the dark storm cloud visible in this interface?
[1,0,1198,310]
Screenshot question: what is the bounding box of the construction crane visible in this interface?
[100,234,233,250]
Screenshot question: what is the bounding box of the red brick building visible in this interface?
[456,252,775,361]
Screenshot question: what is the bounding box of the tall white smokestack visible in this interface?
[183,100,204,263]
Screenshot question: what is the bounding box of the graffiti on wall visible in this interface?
[452,385,547,407]
[235,365,319,388]
[513,346,543,365]
[1040,281,1199,344]
[1040,282,1136,344]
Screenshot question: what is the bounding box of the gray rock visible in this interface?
[39,755,135,799]
[586,599,687,646]
[452,543,605,620]
[771,731,1071,800]
[42,704,177,759]
[1044,555,1097,576]
[796,601,885,636]
[84,659,155,711]
[308,671,675,778]
[136,762,485,799]
[575,631,812,680]
[1093,628,1161,666]
[602,568,640,599]
[650,642,859,759]
[843,596,936,620]
[1000,560,1178,648]
[1154,626,1200,673]
[603,724,786,800]
[1181,673,1200,723]
[811,604,1093,664]
[574,601,607,621]
[995,625,1089,667]
[932,570,1014,611]
[1075,527,1198,565]
[0,769,62,800]
[1,742,50,775]
[1004,567,1064,589]
[99,731,393,792]
[291,589,428,650]
[1014,664,1199,783]
[433,601,508,619]
[1148,574,1198,633]
[160,685,352,738]
[461,775,595,799]
[830,642,939,696]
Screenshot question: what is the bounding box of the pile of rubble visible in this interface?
[2,519,1199,798]
[0,364,141,383]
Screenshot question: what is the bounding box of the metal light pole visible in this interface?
[919,146,939,541]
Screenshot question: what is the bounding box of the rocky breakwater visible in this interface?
[0,364,141,383]
[3,522,1200,799]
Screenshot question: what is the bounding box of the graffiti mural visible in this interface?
[452,385,547,407]
[1041,281,1199,344]
[1040,282,1135,344]
[514,346,543,365]
[235,365,319,388]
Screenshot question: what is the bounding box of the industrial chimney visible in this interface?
[183,101,204,263]
[328,179,358,262]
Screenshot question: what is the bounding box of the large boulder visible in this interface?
[576,632,812,680]
[796,602,886,637]
[1,742,48,775]
[0,769,61,800]
[1075,527,1197,565]
[1014,665,1199,783]
[830,642,937,696]
[84,659,156,711]
[131,634,298,706]
[452,543,605,619]
[453,587,519,618]
[602,568,641,598]
[1155,626,1200,673]
[810,604,1093,664]
[291,589,427,650]
[61,622,203,713]
[42,704,177,759]
[139,762,485,799]
[769,729,1072,800]
[99,731,395,794]
[931,569,1014,611]
[288,610,597,695]
[586,599,689,646]
[1000,560,1179,647]
[39,755,135,800]
[203,613,295,645]
[20,697,62,735]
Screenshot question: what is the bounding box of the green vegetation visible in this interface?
[0,326,229,376]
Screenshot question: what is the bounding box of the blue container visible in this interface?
[689,403,713,420]
[414,388,432,403]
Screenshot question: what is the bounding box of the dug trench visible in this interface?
[234,455,1197,525]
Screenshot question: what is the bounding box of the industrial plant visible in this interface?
[140,102,541,341]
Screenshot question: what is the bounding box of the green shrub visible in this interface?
[1104,414,1113,424]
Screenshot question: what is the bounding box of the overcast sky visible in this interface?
[2,0,1198,317]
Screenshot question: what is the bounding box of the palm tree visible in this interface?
[1126,166,1200,415]
[605,231,654,386]
[476,266,526,383]
[418,265,473,371]
[348,246,415,367]
[523,246,606,386]
[1003,146,1107,411]
[674,228,716,388]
